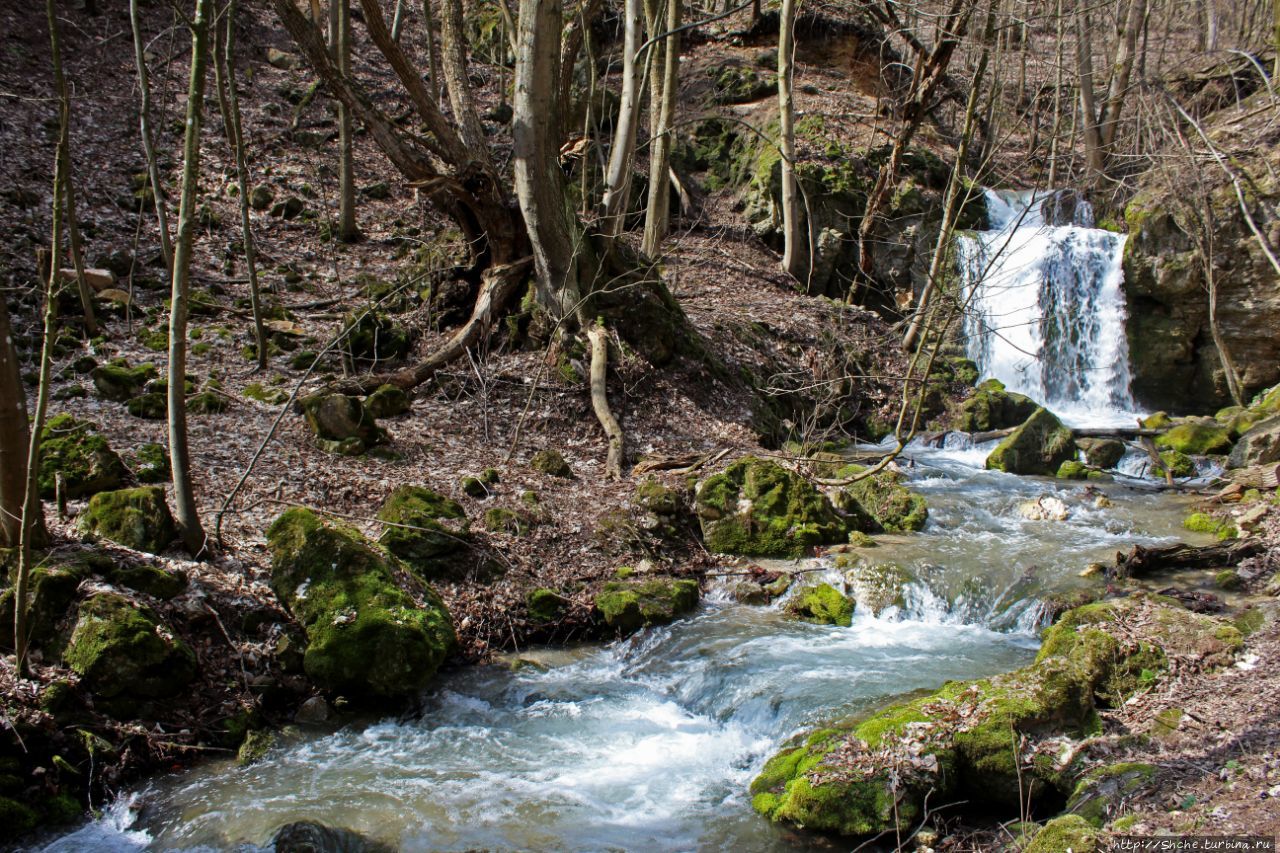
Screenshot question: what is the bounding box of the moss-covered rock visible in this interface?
[125,392,166,420]
[843,562,913,616]
[1076,438,1126,469]
[1025,815,1099,853]
[951,379,1039,433]
[188,390,230,415]
[244,382,290,405]
[365,384,410,418]
[341,309,412,363]
[785,583,854,626]
[90,361,157,402]
[833,465,928,533]
[37,414,127,499]
[301,393,384,454]
[594,577,699,634]
[986,407,1078,476]
[1066,762,1156,826]
[1160,450,1197,478]
[107,561,187,599]
[63,592,196,707]
[752,596,1241,837]
[1155,421,1232,455]
[527,588,567,623]
[266,507,454,700]
[1183,511,1237,539]
[530,449,573,478]
[375,486,470,580]
[696,457,849,557]
[132,442,170,483]
[78,486,177,554]
[237,729,276,766]
[484,507,532,535]
[0,562,86,650]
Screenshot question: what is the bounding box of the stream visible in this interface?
[39,190,1202,851]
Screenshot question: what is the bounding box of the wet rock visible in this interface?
[375,486,471,579]
[593,577,699,634]
[1227,413,1280,468]
[1076,438,1126,469]
[37,414,127,499]
[78,486,177,554]
[63,593,196,711]
[785,582,854,626]
[270,820,395,853]
[266,508,454,700]
[843,562,913,616]
[951,379,1039,433]
[1160,450,1197,478]
[832,465,928,533]
[985,407,1077,476]
[696,457,849,557]
[1154,420,1232,455]
[530,449,573,478]
[237,730,276,766]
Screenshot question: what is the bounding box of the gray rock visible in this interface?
[1228,414,1280,468]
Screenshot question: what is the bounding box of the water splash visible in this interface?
[958,188,1141,428]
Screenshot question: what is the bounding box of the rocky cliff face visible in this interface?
[1122,88,1280,413]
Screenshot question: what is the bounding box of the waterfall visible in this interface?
[957,188,1141,428]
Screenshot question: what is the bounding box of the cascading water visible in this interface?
[957,188,1141,428]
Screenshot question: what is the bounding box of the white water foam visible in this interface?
[958,188,1143,428]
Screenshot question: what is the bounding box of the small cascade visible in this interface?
[957,189,1140,427]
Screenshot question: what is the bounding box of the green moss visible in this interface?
[986,407,1078,475]
[952,381,1038,432]
[132,442,170,483]
[834,467,928,533]
[1155,422,1232,455]
[0,796,37,836]
[785,583,854,626]
[527,588,567,622]
[266,508,455,699]
[1150,707,1184,739]
[1233,608,1265,636]
[1066,762,1156,826]
[244,382,290,405]
[136,326,169,351]
[0,563,87,649]
[62,592,196,705]
[594,577,699,634]
[125,392,166,420]
[341,309,412,363]
[365,384,410,418]
[1057,460,1090,479]
[1141,411,1173,429]
[1184,511,1233,538]
[1213,569,1242,590]
[78,486,177,554]
[530,449,573,478]
[484,507,530,535]
[375,486,470,579]
[188,390,230,415]
[301,393,383,450]
[635,478,683,516]
[1160,450,1197,478]
[1025,815,1099,853]
[37,414,127,499]
[696,457,849,557]
[107,562,186,599]
[460,476,489,498]
[90,361,157,402]
[237,729,276,766]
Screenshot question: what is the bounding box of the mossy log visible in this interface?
[1112,539,1263,578]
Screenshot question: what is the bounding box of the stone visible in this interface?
[1025,815,1099,853]
[188,390,230,415]
[951,379,1039,433]
[107,561,186,599]
[530,449,573,478]
[249,184,274,211]
[843,562,913,616]
[696,457,849,557]
[270,821,395,853]
[237,730,276,766]
[1227,414,1280,468]
[785,583,854,626]
[1076,438,1126,469]
[1160,450,1197,478]
[63,593,196,708]
[832,465,928,533]
[341,309,412,363]
[125,392,166,420]
[269,196,304,219]
[90,360,157,402]
[375,486,471,579]
[985,408,1077,476]
[364,384,410,418]
[1154,421,1232,455]
[0,563,87,650]
[301,394,383,451]
[526,589,567,623]
[266,508,455,699]
[78,486,177,554]
[37,414,127,499]
[1065,763,1156,826]
[594,577,699,634]
[265,48,299,70]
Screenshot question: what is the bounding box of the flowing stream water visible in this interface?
[40,189,1195,852]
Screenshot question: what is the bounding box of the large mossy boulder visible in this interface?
[301,393,384,455]
[750,596,1242,837]
[593,577,699,634]
[63,593,196,708]
[833,465,928,533]
[1228,413,1280,468]
[1024,815,1099,853]
[951,379,1039,433]
[1154,420,1232,455]
[89,361,157,402]
[37,414,127,499]
[78,486,177,554]
[375,486,471,579]
[0,563,86,650]
[784,583,854,627]
[265,508,454,699]
[696,457,849,557]
[985,408,1077,475]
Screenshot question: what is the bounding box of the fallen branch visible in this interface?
[587,322,624,480]
[1112,539,1264,578]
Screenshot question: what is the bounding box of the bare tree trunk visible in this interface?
[588,323,624,478]
[168,0,215,556]
[1075,1,1106,182]
[1097,0,1146,151]
[601,0,646,238]
[131,0,175,275]
[1047,0,1065,187]
[559,0,604,137]
[439,0,494,155]
[213,0,268,371]
[0,300,39,550]
[391,0,407,41]
[422,0,442,99]
[778,0,804,280]
[331,0,359,242]
[642,0,680,256]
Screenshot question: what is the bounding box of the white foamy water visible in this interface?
[958,188,1142,428]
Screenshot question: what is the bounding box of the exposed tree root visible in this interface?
[588,322,624,480]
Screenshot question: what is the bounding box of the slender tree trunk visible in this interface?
[1098,0,1146,151]
[600,0,645,238]
[332,0,359,242]
[168,0,215,556]
[47,0,98,338]
[642,0,680,256]
[778,0,804,280]
[214,0,268,371]
[1047,0,1065,187]
[131,0,175,275]
[438,0,493,155]
[391,0,407,41]
[588,323,624,478]
[1074,1,1106,182]
[0,300,40,550]
[422,0,442,99]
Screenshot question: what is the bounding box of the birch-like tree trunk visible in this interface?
[778,0,804,280]
[642,0,681,256]
[168,0,215,555]
[333,0,359,241]
[600,0,646,238]
[131,0,175,274]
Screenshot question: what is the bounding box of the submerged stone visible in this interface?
[696,457,849,557]
[266,508,454,700]
[985,407,1077,476]
[270,821,395,853]
[78,486,177,554]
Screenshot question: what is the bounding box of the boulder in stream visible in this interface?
[270,820,396,853]
[831,465,928,533]
[593,577,699,634]
[951,379,1039,433]
[784,582,854,626]
[1076,438,1125,469]
[985,407,1077,476]
[1228,413,1280,468]
[750,596,1243,837]
[1154,420,1232,455]
[266,508,455,700]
